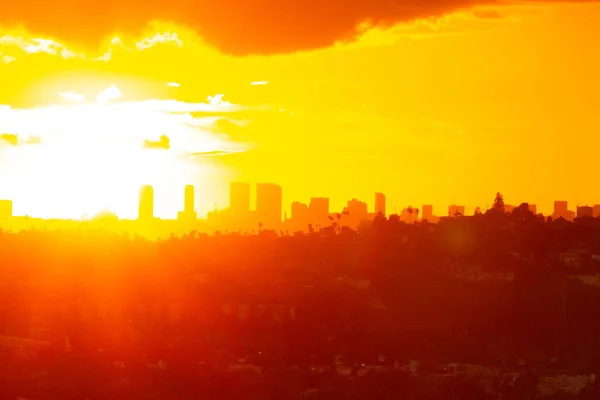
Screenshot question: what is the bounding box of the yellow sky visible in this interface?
[0,3,599,219]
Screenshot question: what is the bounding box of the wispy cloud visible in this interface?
[0,31,188,63]
[144,135,170,150]
[0,86,257,157]
[59,92,85,103]
[1,54,15,63]
[0,35,81,59]
[0,133,19,146]
[131,94,242,114]
[96,85,122,105]
[251,81,269,86]
[166,82,181,87]
[185,149,244,158]
[136,33,182,51]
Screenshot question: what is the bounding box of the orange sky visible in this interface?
[0,2,599,219]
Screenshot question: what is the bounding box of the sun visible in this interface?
[0,85,238,219]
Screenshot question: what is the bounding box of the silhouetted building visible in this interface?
[346,198,368,229]
[555,201,568,214]
[422,205,433,221]
[256,183,282,229]
[553,200,575,221]
[184,185,194,214]
[0,200,13,220]
[291,202,309,231]
[577,206,594,218]
[178,185,197,222]
[448,205,465,217]
[400,207,419,223]
[309,197,329,227]
[138,185,154,221]
[594,204,600,217]
[375,193,386,216]
[230,182,250,216]
[528,204,537,214]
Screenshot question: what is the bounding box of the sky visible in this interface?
[0,1,599,219]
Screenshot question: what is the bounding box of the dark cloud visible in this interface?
[0,0,582,55]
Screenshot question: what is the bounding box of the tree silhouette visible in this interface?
[493,192,505,213]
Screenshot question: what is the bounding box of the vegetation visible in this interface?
[1,198,600,398]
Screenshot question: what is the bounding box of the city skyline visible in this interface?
[1,3,599,221]
[2,182,600,224]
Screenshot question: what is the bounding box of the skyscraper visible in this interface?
[184,185,195,214]
[528,204,537,215]
[291,201,309,231]
[422,205,433,221]
[577,206,594,218]
[138,185,154,221]
[0,200,12,220]
[178,185,197,222]
[554,201,568,215]
[230,182,250,216]
[309,197,329,227]
[346,198,368,229]
[256,183,282,229]
[375,193,386,216]
[553,201,574,221]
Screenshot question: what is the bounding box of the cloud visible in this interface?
[144,134,170,150]
[0,133,19,146]
[0,35,81,59]
[136,32,182,50]
[0,86,256,160]
[59,92,85,103]
[132,95,242,113]
[166,82,181,87]
[0,0,592,55]
[96,85,122,105]
[184,149,244,157]
[0,132,42,146]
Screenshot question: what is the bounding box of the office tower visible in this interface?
[178,185,197,222]
[375,193,386,216]
[577,206,594,218]
[0,200,12,220]
[309,197,329,227]
[422,205,433,221]
[230,182,250,216]
[256,183,282,229]
[184,185,195,214]
[554,201,568,215]
[138,185,154,221]
[448,205,465,217]
[553,200,574,221]
[346,198,368,229]
[291,202,309,230]
[528,204,537,215]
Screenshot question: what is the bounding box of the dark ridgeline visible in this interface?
[2,194,600,399]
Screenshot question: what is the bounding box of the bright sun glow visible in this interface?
[0,85,243,219]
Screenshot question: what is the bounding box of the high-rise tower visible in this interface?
[138,185,154,221]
